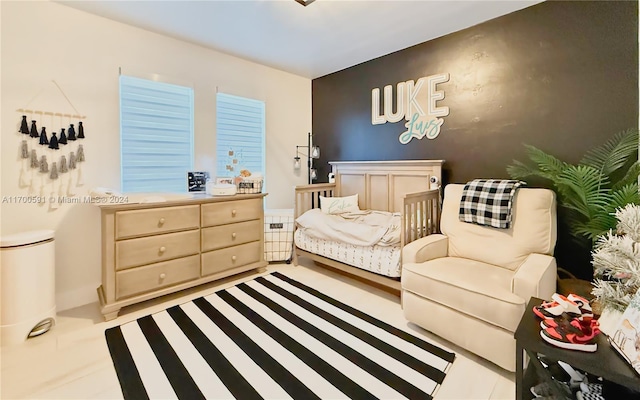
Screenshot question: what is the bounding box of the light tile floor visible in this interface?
[1,260,516,399]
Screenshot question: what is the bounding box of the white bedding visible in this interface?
[294,229,402,278]
[295,209,401,247]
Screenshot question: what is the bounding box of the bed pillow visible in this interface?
[320,194,360,214]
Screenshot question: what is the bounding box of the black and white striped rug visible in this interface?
[105,272,455,399]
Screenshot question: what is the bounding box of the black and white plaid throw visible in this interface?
[459,179,525,229]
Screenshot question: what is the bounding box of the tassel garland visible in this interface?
[17,111,88,191]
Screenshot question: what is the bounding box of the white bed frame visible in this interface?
[293,160,444,296]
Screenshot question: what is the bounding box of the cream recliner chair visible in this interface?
[401,184,557,371]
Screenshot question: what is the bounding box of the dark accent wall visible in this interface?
[312,0,638,280]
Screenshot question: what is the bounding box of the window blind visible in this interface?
[120,75,194,193]
[216,93,265,178]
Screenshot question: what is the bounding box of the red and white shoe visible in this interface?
[566,293,593,313]
[540,313,595,330]
[533,293,593,319]
[540,319,600,352]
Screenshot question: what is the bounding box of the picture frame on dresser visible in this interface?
[215,177,234,185]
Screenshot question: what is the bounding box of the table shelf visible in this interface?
[515,297,640,400]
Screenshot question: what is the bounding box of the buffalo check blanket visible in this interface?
[459,179,525,229]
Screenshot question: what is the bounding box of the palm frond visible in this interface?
[580,129,639,176]
[523,144,568,178]
[612,160,640,191]
[506,160,543,180]
[574,214,618,241]
[556,165,610,218]
[608,184,640,211]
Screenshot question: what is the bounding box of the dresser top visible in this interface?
[98,192,266,212]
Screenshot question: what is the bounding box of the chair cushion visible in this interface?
[441,184,556,271]
[402,258,526,332]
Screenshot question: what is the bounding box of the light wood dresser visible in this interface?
[97,193,267,321]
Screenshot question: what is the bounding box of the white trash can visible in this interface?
[264,209,294,263]
[0,230,56,346]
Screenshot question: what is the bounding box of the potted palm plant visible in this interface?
[507,128,639,297]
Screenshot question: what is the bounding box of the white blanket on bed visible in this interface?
[295,208,401,247]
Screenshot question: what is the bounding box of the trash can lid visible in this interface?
[0,230,55,248]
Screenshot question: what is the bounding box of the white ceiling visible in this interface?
[58,0,543,79]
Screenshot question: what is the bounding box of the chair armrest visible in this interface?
[511,253,557,302]
[402,234,448,264]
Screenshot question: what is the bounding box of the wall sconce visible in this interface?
[294,132,320,184]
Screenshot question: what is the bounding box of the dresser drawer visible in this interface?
[116,205,200,239]
[201,241,261,276]
[116,230,200,270]
[201,220,262,252]
[116,255,200,299]
[201,199,262,227]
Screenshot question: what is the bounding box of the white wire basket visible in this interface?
[236,177,263,194]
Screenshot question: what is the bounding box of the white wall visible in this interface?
[1,1,311,311]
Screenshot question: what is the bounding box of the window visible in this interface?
[120,75,194,193]
[216,93,265,179]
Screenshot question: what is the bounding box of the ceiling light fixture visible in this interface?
[294,0,316,6]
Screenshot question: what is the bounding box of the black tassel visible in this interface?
[67,124,76,141]
[30,120,39,138]
[77,121,85,139]
[58,128,67,145]
[20,115,29,134]
[39,127,49,145]
[48,132,59,150]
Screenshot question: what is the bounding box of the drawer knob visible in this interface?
[231,232,237,239]
[158,217,166,226]
[159,273,166,280]
[231,255,237,262]
[231,209,237,217]
[159,246,166,253]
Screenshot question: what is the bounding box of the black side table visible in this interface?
[515,297,640,400]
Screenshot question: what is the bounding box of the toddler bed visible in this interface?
[293,160,443,295]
